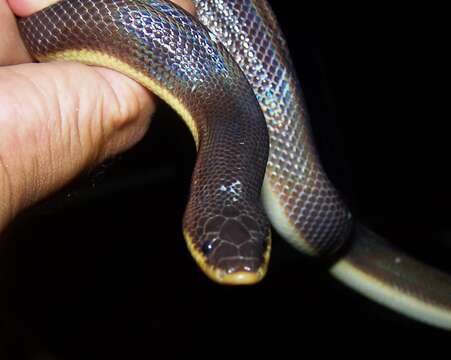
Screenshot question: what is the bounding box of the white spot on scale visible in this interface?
[218,181,243,202]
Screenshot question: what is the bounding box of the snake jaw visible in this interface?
[220,271,264,285]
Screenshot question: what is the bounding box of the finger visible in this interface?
[9,0,195,16]
[7,0,56,16]
[0,0,31,65]
[1,0,197,218]
[0,62,154,218]
[171,0,196,14]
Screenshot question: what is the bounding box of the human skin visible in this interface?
[0,0,195,232]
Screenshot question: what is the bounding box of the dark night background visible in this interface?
[1,2,450,359]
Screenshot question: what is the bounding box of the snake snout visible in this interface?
[215,257,267,285]
[200,216,270,285]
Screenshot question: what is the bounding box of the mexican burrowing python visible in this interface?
[17,0,451,330]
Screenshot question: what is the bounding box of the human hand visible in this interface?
[0,0,195,231]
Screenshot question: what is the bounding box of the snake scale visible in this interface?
[17,0,451,330]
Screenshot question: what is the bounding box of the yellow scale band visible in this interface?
[261,177,316,256]
[41,49,199,146]
[331,259,451,330]
[184,230,271,285]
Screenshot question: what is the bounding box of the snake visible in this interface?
[17,0,451,330]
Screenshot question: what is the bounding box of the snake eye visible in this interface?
[201,239,216,255]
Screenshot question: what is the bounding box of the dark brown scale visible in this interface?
[18,0,271,276]
[194,0,353,255]
[346,225,451,311]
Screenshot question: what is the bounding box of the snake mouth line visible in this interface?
[184,230,271,285]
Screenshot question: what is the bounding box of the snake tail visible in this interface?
[18,0,272,284]
[331,224,451,330]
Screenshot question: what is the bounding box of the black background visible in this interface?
[1,1,451,359]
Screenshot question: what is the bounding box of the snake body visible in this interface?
[18,0,451,329]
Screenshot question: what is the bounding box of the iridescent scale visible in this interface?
[194,0,353,255]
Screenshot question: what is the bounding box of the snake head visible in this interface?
[184,205,271,285]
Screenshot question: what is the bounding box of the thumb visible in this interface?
[1,0,196,227]
[0,61,155,223]
[1,0,157,224]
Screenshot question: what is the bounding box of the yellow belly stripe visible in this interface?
[39,49,199,146]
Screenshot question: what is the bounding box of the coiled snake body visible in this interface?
[18,0,451,329]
